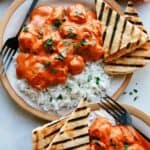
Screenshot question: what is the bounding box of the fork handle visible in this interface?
[17,0,39,36]
[133,126,150,142]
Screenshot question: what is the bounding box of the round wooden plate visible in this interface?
[0,0,132,121]
[33,103,150,150]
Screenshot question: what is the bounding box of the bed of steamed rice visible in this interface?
[16,60,111,116]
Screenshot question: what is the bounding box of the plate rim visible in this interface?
[123,104,150,126]
[0,0,132,121]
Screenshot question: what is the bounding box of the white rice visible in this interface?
[16,60,111,116]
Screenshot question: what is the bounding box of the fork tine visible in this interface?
[0,46,14,73]
[101,100,121,117]
[106,95,127,113]
[0,44,6,55]
[102,95,133,125]
[3,48,14,65]
[0,45,9,56]
[5,49,16,71]
[100,101,123,124]
[98,102,120,122]
[104,103,123,118]
[103,96,125,115]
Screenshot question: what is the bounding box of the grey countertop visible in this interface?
[0,1,150,150]
[0,1,46,149]
[0,0,12,19]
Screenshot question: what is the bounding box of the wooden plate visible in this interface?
[0,0,132,121]
[32,104,150,150]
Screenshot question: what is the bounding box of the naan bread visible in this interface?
[47,99,90,150]
[32,118,66,150]
[95,0,148,62]
[104,1,150,75]
[124,1,147,33]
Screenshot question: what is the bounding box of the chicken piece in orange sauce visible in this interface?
[17,4,104,90]
[89,117,150,150]
[16,53,68,90]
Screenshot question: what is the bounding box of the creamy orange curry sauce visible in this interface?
[17,4,104,90]
[89,117,150,150]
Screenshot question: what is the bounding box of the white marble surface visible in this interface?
[0,1,150,150]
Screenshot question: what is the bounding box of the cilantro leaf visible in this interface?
[22,25,28,32]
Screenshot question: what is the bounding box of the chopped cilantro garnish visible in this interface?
[80,39,87,46]
[95,77,100,85]
[133,89,138,93]
[57,94,63,100]
[74,44,81,49]
[44,61,51,69]
[39,29,44,35]
[73,39,88,49]
[123,143,129,150]
[54,20,62,28]
[75,10,83,16]
[22,25,28,32]
[44,39,54,53]
[51,25,58,30]
[88,75,92,82]
[38,29,43,40]
[110,139,117,148]
[103,96,108,100]
[63,40,72,46]
[49,97,53,102]
[51,68,58,74]
[68,28,73,32]
[67,28,77,39]
[44,39,54,48]
[133,96,138,102]
[129,92,133,95]
[62,18,66,22]
[51,19,65,30]
[65,85,72,93]
[55,54,65,61]
[38,36,43,40]
[67,33,77,39]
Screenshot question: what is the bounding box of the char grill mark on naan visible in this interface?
[103,1,150,75]
[95,0,148,63]
[124,1,147,34]
[32,118,66,150]
[47,99,90,150]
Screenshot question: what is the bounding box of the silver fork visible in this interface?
[0,0,39,74]
[99,94,150,141]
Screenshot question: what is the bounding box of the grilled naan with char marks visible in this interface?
[104,1,150,75]
[124,1,147,34]
[32,118,66,150]
[95,0,148,63]
[47,99,90,150]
